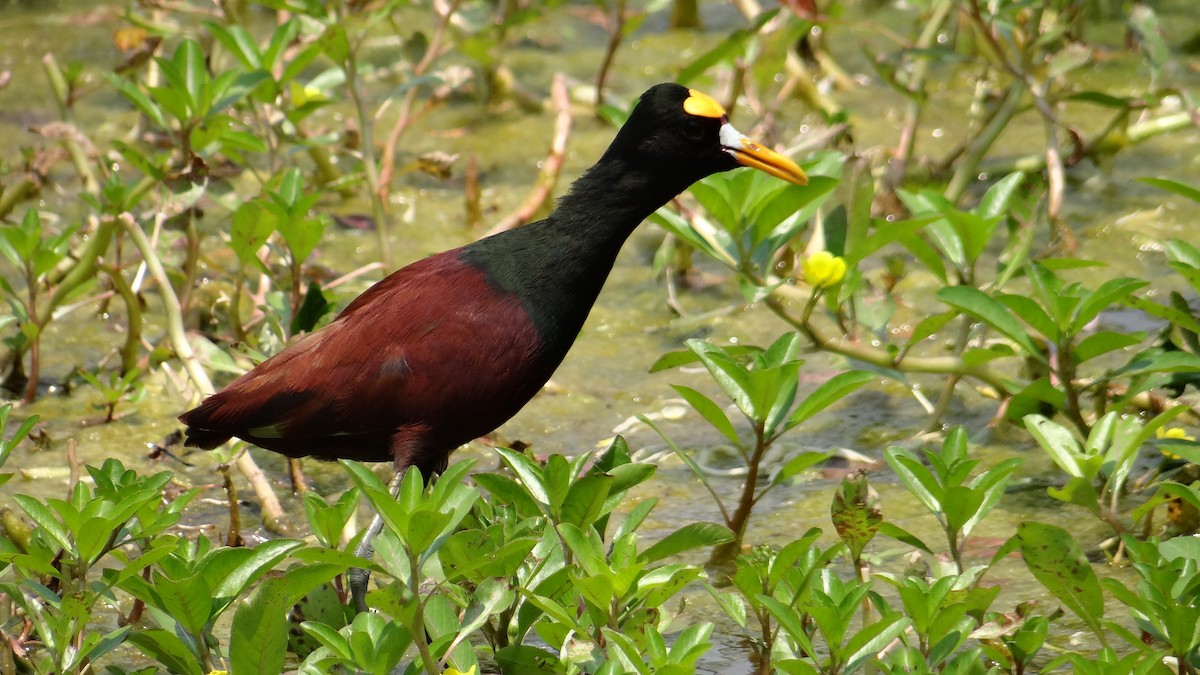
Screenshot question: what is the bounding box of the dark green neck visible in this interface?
[461,156,692,348]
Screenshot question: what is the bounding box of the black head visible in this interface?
[602,83,808,189]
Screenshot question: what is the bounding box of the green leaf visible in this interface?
[843,613,911,673]
[977,173,1025,221]
[1047,43,1092,78]
[455,578,515,644]
[557,524,606,577]
[903,311,956,352]
[560,472,613,530]
[103,73,167,128]
[1071,278,1148,334]
[997,293,1058,341]
[1024,415,1084,477]
[686,340,758,420]
[230,578,290,675]
[1005,377,1066,421]
[1140,177,1200,204]
[176,39,208,114]
[1166,238,1200,268]
[1122,295,1200,334]
[152,572,213,636]
[12,495,72,553]
[1117,350,1200,376]
[940,485,985,534]
[495,447,549,510]
[299,620,351,660]
[785,370,874,431]
[848,215,936,266]
[495,644,562,674]
[770,451,831,488]
[1075,331,1143,363]
[640,522,733,563]
[472,472,541,515]
[759,595,819,658]
[205,539,304,615]
[937,286,1045,363]
[671,384,739,445]
[884,449,942,515]
[675,13,775,85]
[1068,91,1133,108]
[1047,476,1101,515]
[126,629,205,675]
[207,22,263,69]
[318,23,351,64]
[878,522,933,553]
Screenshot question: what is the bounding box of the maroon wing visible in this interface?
[179,252,547,467]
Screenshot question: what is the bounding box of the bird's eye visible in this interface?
[684,118,707,141]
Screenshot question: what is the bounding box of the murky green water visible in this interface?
[2,0,1200,671]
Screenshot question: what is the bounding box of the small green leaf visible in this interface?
[1071,278,1148,334]
[1122,294,1200,334]
[903,311,956,351]
[126,630,205,675]
[977,173,1026,221]
[938,286,1045,363]
[1024,415,1084,477]
[495,644,562,674]
[1117,350,1200,376]
[785,370,874,431]
[770,451,830,487]
[560,473,613,530]
[671,384,739,444]
[640,522,733,563]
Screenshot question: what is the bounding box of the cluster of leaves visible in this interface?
[0,409,731,673]
[6,391,1200,673]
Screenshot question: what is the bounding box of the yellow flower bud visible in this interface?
[1157,427,1196,441]
[290,81,326,107]
[802,251,847,288]
[1157,426,1195,460]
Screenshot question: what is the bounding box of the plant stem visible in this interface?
[594,0,627,108]
[344,47,392,269]
[944,81,1026,203]
[1056,339,1090,437]
[101,264,142,375]
[41,53,99,196]
[0,174,39,220]
[410,553,439,674]
[766,287,1012,396]
[883,0,955,193]
[119,213,288,533]
[22,265,39,405]
[709,422,768,566]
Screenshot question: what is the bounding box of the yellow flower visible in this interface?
[1157,426,1195,460]
[290,81,327,107]
[1157,427,1196,441]
[802,251,847,288]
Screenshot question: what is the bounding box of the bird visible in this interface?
[179,82,807,481]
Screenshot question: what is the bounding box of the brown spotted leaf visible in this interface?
[1016,522,1105,640]
[831,471,881,560]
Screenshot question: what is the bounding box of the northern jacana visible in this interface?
[179,85,806,603]
[180,83,806,475]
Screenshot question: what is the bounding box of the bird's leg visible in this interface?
[348,468,404,613]
[287,457,309,494]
